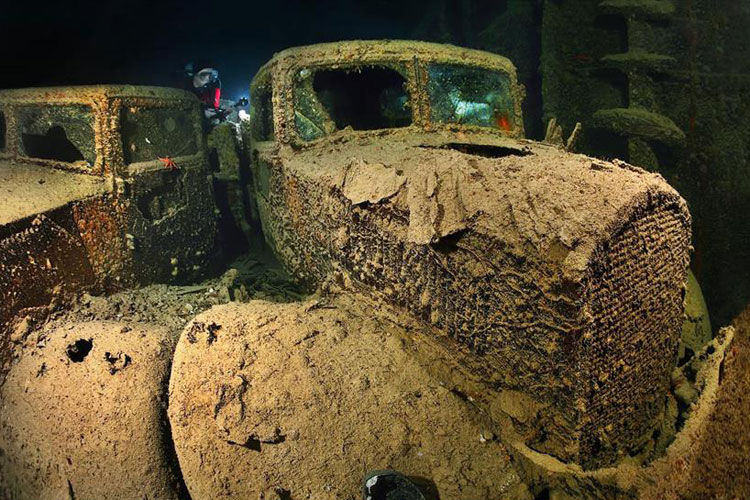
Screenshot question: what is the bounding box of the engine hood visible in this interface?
[258,129,692,468]
[283,132,685,281]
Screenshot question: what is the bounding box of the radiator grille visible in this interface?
[578,199,690,468]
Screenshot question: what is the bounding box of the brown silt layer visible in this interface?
[255,130,691,468]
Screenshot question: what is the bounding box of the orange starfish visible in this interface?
[159,157,179,171]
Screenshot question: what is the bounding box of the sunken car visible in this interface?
[247,40,692,469]
[0,86,217,331]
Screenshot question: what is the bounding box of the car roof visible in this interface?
[254,40,518,84]
[0,85,197,104]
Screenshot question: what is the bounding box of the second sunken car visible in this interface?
[247,40,692,469]
[0,86,217,325]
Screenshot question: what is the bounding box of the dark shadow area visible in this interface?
[207,147,220,173]
[66,338,93,363]
[408,475,440,500]
[135,171,185,221]
[431,229,469,255]
[313,66,411,130]
[593,14,628,53]
[582,128,628,162]
[365,471,432,500]
[0,110,6,151]
[21,126,85,163]
[212,183,250,258]
[421,143,532,158]
[251,86,275,142]
[534,487,550,500]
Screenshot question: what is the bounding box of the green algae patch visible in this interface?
[681,270,712,358]
[592,107,685,146]
[600,50,676,73]
[207,123,241,180]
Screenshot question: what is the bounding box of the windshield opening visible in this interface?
[294,64,411,141]
[427,63,515,132]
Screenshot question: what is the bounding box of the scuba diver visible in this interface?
[183,62,248,127]
[184,62,221,120]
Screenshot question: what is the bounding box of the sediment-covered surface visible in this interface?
[505,324,736,500]
[0,321,183,500]
[168,295,531,500]
[644,305,750,499]
[0,215,97,374]
[0,162,109,226]
[0,247,745,499]
[254,130,691,467]
[0,250,303,383]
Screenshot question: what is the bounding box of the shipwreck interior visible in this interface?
[0,1,749,499]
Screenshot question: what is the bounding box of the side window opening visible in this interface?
[0,110,6,151]
[251,84,274,142]
[18,105,96,166]
[120,106,198,164]
[294,65,411,141]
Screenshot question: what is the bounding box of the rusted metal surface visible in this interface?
[249,40,692,469]
[0,85,217,327]
[71,195,134,288]
[0,215,97,378]
[252,40,526,145]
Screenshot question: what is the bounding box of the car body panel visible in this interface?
[0,85,217,329]
[249,41,692,469]
[0,162,110,226]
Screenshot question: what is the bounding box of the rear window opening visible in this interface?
[18,105,95,166]
[294,65,411,141]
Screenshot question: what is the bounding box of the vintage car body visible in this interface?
[248,41,692,469]
[0,86,216,335]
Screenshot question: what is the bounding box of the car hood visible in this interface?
[282,132,687,281]
[0,161,111,227]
